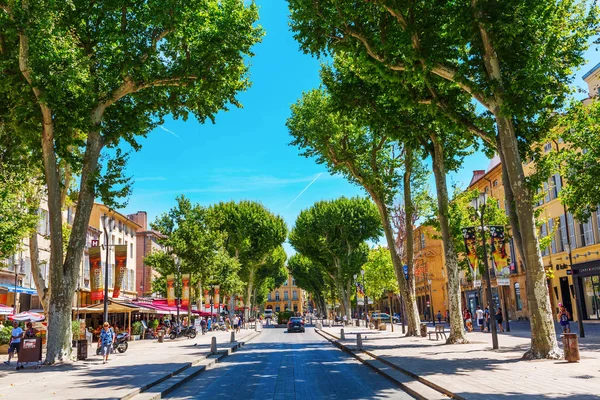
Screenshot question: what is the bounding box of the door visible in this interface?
[559,277,573,320]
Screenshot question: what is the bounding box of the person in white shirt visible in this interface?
[4,321,23,365]
[475,306,485,332]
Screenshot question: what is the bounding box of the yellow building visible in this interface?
[264,273,305,314]
[413,225,448,320]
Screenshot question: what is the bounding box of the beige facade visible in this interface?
[264,273,305,314]
[127,211,164,298]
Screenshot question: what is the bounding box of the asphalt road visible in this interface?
[166,327,413,400]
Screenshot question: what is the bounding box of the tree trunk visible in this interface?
[244,268,254,321]
[430,136,468,344]
[29,230,50,314]
[496,116,560,359]
[402,150,422,336]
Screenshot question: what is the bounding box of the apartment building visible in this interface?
[127,211,165,298]
[264,273,305,314]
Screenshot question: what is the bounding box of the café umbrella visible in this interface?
[9,311,45,322]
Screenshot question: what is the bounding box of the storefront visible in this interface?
[572,260,600,320]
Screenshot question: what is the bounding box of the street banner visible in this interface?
[214,285,220,308]
[204,289,210,309]
[112,245,127,298]
[489,226,509,271]
[462,227,479,273]
[167,274,176,307]
[181,274,190,307]
[356,282,365,305]
[89,246,103,301]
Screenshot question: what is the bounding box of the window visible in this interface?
[548,218,556,254]
[292,290,298,300]
[540,223,549,256]
[567,213,577,249]
[267,293,272,301]
[536,188,544,207]
[514,283,523,311]
[420,233,426,249]
[118,221,123,232]
[284,291,289,300]
[543,142,552,153]
[130,242,133,257]
[275,305,280,312]
[275,292,280,301]
[550,174,561,200]
[558,215,568,252]
[283,279,288,286]
[580,220,594,247]
[292,278,296,286]
[38,209,50,236]
[509,239,518,274]
[543,182,550,203]
[83,255,90,279]
[293,305,298,312]
[485,186,489,193]
[493,180,498,187]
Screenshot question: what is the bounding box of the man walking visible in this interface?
[4,321,23,366]
[475,306,484,332]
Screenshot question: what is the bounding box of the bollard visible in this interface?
[210,336,217,354]
[356,333,363,350]
[315,322,322,330]
[340,328,345,340]
[157,330,164,343]
[230,331,235,343]
[562,333,580,362]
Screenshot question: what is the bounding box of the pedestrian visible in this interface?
[4,321,23,366]
[343,314,348,326]
[24,322,38,338]
[557,303,571,333]
[436,310,442,325]
[207,317,212,332]
[484,307,491,332]
[200,318,207,335]
[238,315,243,331]
[475,306,484,332]
[445,310,450,323]
[233,315,240,333]
[98,322,114,364]
[496,307,504,332]
[465,310,473,332]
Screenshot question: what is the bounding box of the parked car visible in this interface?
[287,317,305,333]
[371,312,399,323]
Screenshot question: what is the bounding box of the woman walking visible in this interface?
[496,307,505,332]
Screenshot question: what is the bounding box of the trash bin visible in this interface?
[77,339,88,360]
[157,330,165,343]
[420,323,427,337]
[374,319,379,330]
[562,333,580,362]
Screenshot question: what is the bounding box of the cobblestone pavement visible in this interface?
[166,326,414,400]
[321,320,600,399]
[0,328,255,399]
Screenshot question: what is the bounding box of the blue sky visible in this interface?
[120,1,599,255]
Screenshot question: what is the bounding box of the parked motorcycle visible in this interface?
[96,332,129,355]
[169,324,197,340]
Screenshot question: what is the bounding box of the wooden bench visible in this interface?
[427,324,447,340]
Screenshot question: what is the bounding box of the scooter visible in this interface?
[96,332,129,355]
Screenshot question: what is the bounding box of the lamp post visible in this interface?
[472,192,499,350]
[175,258,181,325]
[361,269,368,322]
[12,255,17,314]
[427,276,434,324]
[353,274,359,324]
[101,215,115,324]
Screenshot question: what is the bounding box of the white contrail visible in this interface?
[286,173,323,208]
[159,125,180,138]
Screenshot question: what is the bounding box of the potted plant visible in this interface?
[72,320,81,347]
[131,321,143,340]
[0,325,13,353]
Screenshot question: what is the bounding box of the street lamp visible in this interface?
[472,192,499,350]
[101,215,116,324]
[175,258,181,326]
[427,275,433,324]
[361,269,368,322]
[353,274,359,323]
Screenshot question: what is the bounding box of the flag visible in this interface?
[181,274,190,307]
[490,225,509,271]
[214,285,220,308]
[462,227,479,273]
[113,245,127,298]
[89,246,103,301]
[167,274,176,306]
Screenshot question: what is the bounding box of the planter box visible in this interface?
[132,335,141,341]
[0,344,8,353]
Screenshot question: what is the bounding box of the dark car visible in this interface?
[287,317,305,333]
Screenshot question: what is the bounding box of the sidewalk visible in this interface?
[321,321,600,399]
[0,328,258,400]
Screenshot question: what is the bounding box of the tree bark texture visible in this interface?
[430,136,468,343]
[495,117,560,359]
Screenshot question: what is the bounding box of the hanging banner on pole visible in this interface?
[167,274,176,306]
[181,274,190,307]
[489,226,509,271]
[356,282,365,305]
[204,289,210,309]
[462,227,479,273]
[89,246,103,301]
[112,245,127,298]
[214,285,220,309]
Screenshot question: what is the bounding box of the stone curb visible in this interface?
[315,328,465,400]
[120,330,262,400]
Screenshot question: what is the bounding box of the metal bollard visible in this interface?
[210,336,217,354]
[230,331,235,343]
[340,328,345,340]
[356,333,363,350]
